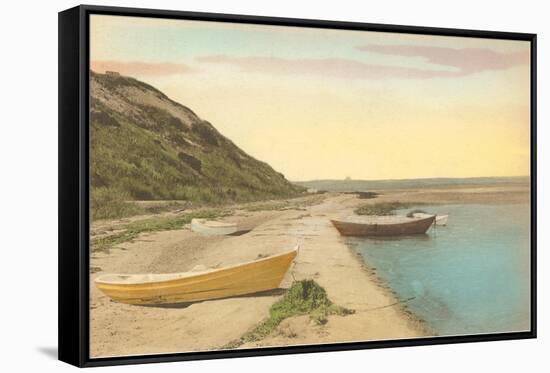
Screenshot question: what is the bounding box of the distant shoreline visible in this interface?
[294,176,530,193]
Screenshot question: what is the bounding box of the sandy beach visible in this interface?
[89,183,529,357]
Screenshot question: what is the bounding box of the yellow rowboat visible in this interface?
[190,218,238,235]
[94,247,298,305]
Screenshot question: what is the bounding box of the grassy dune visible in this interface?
[90,72,304,220]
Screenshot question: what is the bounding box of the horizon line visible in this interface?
[292,175,530,183]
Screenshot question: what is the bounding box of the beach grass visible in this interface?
[91,190,192,220]
[133,201,190,215]
[354,201,413,216]
[242,201,288,212]
[225,280,354,348]
[91,187,145,220]
[241,194,327,213]
[345,191,380,199]
[91,208,232,252]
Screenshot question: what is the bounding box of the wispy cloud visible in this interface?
[197,45,528,80]
[356,45,529,76]
[90,60,195,76]
[197,55,456,79]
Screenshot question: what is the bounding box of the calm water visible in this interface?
[345,203,531,336]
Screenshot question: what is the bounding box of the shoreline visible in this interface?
[90,184,527,357]
[236,195,429,349]
[349,247,436,336]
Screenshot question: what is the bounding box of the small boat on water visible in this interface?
[331,215,435,237]
[413,212,449,226]
[94,247,298,305]
[191,218,237,235]
[436,215,449,226]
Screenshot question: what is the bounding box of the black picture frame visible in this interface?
[58,4,537,368]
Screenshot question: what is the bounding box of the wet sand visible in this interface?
[89,184,528,357]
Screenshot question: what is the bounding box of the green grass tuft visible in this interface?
[91,209,232,252]
[349,191,380,199]
[225,280,354,348]
[242,201,289,212]
[354,201,412,216]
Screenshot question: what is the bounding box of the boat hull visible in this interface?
[95,249,297,305]
[331,216,435,237]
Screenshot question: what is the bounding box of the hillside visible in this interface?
[90,71,303,218]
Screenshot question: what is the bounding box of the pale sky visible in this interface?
[90,15,531,181]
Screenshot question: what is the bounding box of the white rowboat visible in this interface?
[191,218,237,235]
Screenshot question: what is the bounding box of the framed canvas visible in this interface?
[58,4,537,367]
